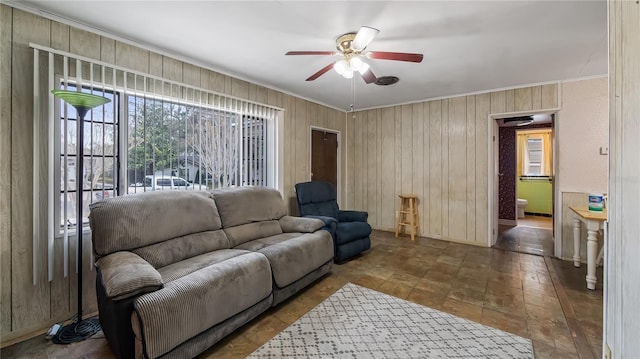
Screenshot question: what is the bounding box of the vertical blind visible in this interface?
[31,43,281,284]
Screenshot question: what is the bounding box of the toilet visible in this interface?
[517,199,528,219]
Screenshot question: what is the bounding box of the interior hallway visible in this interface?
[495,215,554,256]
[1,229,602,359]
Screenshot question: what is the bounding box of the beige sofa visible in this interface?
[89,186,334,359]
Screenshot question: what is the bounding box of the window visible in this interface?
[56,87,269,232]
[517,129,552,177]
[526,138,543,175]
[126,95,267,194]
[56,83,119,232]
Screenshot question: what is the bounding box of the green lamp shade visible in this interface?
[51,89,111,110]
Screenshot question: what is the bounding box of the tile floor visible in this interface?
[518,215,553,230]
[495,215,554,256]
[1,230,603,359]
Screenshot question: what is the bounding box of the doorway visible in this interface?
[492,114,555,256]
[310,127,340,192]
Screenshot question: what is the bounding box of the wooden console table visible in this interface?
[569,206,607,290]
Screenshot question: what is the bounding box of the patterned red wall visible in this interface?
[498,123,552,221]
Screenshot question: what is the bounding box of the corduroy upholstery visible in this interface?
[89,186,333,359]
[295,181,372,262]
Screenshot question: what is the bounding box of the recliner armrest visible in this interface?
[96,251,163,301]
[338,210,368,223]
[279,215,325,233]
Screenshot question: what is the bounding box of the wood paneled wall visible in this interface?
[346,85,558,245]
[0,5,345,344]
[606,1,640,356]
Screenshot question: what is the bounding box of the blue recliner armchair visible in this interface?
[295,181,371,262]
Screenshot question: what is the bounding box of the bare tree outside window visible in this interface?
[188,109,240,188]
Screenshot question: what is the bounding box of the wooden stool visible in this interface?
[395,194,419,240]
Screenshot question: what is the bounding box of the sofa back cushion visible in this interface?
[213,186,287,227]
[132,230,230,268]
[223,220,283,248]
[90,191,224,257]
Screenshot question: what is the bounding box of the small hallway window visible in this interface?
[517,129,552,177]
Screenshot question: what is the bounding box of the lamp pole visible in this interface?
[51,89,110,342]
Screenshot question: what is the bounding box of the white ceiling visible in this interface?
[13,1,607,111]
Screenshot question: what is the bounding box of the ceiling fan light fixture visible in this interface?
[342,68,354,79]
[334,59,349,75]
[350,56,364,71]
[357,62,370,75]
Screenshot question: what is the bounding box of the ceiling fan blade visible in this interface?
[306,63,335,81]
[360,68,377,84]
[368,51,424,63]
[286,51,335,56]
[352,26,380,51]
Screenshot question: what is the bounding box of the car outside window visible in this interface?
[173,178,188,187]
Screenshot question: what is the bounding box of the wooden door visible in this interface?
[311,129,338,188]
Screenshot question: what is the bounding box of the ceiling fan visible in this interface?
[286,26,424,84]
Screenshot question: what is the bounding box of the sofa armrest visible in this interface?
[279,215,325,233]
[95,251,163,301]
[338,210,368,222]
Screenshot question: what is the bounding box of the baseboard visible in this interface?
[524,212,553,217]
[0,310,100,348]
[499,219,518,226]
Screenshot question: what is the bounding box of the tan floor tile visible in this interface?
[199,332,257,359]
[441,298,483,322]
[239,314,290,346]
[376,281,415,299]
[480,307,528,337]
[350,273,387,289]
[532,340,580,359]
[447,286,486,306]
[436,254,464,266]
[527,319,556,347]
[406,288,447,310]
[484,292,526,316]
[457,266,490,281]
[452,275,489,292]
[524,303,566,324]
[414,277,452,295]
[388,271,424,286]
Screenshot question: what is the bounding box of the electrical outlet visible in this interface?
[605,343,612,359]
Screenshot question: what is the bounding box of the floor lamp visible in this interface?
[51,89,110,343]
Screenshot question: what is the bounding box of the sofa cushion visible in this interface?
[96,251,163,301]
[278,216,325,233]
[90,191,222,257]
[234,233,300,252]
[134,252,272,359]
[157,249,252,283]
[213,186,286,227]
[132,230,230,269]
[223,220,283,247]
[336,222,372,244]
[237,231,333,288]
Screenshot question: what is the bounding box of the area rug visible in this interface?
[247,283,533,358]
